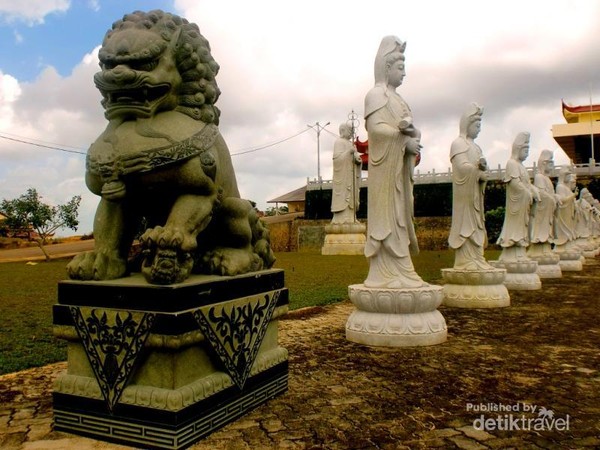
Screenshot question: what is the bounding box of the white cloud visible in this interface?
[170,0,600,207]
[0,0,70,25]
[3,1,600,235]
[87,0,100,13]
[0,47,103,233]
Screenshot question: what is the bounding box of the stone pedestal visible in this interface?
[554,246,583,272]
[490,260,541,290]
[321,222,366,255]
[441,268,510,308]
[530,253,563,278]
[576,238,597,259]
[527,244,562,279]
[52,270,288,449]
[345,284,447,347]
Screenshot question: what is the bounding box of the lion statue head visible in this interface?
[95,10,221,124]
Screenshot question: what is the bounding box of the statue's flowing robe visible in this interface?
[529,173,556,244]
[554,182,575,245]
[331,138,360,218]
[364,86,418,259]
[362,85,423,288]
[497,159,532,247]
[575,197,592,239]
[448,137,486,250]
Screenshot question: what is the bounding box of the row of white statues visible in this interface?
[344,35,600,348]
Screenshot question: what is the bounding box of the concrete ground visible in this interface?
[1,258,600,449]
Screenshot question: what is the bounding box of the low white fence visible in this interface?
[306,160,600,190]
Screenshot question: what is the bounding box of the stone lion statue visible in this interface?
[67,10,275,284]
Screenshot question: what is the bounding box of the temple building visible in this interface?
[552,100,600,164]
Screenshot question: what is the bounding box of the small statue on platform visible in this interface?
[67,10,275,284]
[497,132,540,261]
[363,36,425,289]
[528,150,559,255]
[448,103,493,270]
[575,187,593,240]
[554,167,578,249]
[330,123,362,225]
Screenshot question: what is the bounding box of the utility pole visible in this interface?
[307,121,330,183]
[346,110,360,223]
[346,109,359,142]
[590,85,595,164]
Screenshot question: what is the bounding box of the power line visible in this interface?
[0,126,314,158]
[230,128,312,156]
[0,133,87,155]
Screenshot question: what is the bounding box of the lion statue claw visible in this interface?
[67,10,275,285]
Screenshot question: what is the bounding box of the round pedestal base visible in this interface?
[489,260,542,290]
[345,284,447,347]
[441,268,510,308]
[503,272,542,290]
[536,263,562,279]
[321,233,366,255]
[559,259,583,271]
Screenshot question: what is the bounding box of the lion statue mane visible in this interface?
[67,10,275,284]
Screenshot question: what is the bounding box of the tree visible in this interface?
[484,206,505,246]
[265,205,289,216]
[1,188,81,261]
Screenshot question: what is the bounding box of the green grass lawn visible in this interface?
[0,249,500,375]
[0,260,67,375]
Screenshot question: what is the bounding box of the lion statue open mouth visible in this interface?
[67,10,275,285]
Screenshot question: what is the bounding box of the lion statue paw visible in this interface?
[67,250,127,281]
[200,248,263,277]
[140,226,196,284]
[141,247,193,285]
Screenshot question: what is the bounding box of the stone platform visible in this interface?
[529,253,562,279]
[52,270,289,449]
[321,222,366,256]
[490,259,541,290]
[345,284,447,347]
[556,250,583,272]
[441,268,510,308]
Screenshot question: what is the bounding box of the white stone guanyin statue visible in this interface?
[322,123,366,256]
[528,150,558,251]
[527,150,562,278]
[362,36,424,289]
[497,132,540,261]
[575,188,592,237]
[492,132,541,290]
[554,167,578,249]
[448,103,493,270]
[575,187,595,257]
[346,36,446,347]
[442,103,509,308]
[585,191,600,254]
[331,123,362,225]
[553,167,583,271]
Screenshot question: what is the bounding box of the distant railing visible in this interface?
[306,159,600,190]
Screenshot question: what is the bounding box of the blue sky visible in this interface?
[1,1,599,235]
[0,0,174,81]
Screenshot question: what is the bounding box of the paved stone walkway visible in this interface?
[2,259,600,449]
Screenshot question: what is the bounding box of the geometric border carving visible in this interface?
[54,368,288,450]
